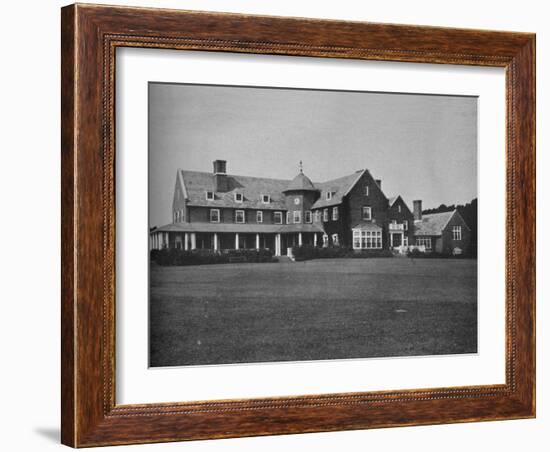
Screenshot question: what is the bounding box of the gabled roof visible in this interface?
[414,209,468,236]
[311,170,366,209]
[180,170,289,210]
[387,196,398,206]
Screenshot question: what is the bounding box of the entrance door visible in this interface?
[391,233,402,247]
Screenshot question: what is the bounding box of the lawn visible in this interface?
[149,258,477,367]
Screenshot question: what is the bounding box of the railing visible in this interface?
[388,223,405,231]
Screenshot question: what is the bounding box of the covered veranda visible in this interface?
[150,223,325,257]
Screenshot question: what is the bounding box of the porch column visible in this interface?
[275,234,281,256]
[184,233,189,251]
[213,233,218,251]
[313,233,318,247]
[298,232,303,246]
[235,233,239,250]
[256,233,260,249]
[190,232,196,250]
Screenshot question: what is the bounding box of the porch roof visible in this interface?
[152,222,324,234]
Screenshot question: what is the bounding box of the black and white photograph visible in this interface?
[148,82,478,368]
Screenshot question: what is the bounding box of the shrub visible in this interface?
[291,245,393,261]
[150,248,274,266]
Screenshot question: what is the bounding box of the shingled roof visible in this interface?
[180,168,369,210]
[311,170,367,209]
[414,210,456,236]
[180,170,289,210]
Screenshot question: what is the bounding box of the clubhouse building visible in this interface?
[150,160,471,256]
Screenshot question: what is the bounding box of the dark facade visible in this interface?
[151,160,471,256]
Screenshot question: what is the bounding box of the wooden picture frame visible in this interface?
[61,3,535,447]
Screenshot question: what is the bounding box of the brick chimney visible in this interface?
[413,200,422,221]
[213,160,228,192]
[375,179,382,190]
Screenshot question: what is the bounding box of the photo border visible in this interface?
[61,4,535,447]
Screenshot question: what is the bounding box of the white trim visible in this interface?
[305,210,312,223]
[362,206,372,220]
[205,190,214,201]
[274,211,283,224]
[209,208,220,223]
[261,194,271,204]
[332,206,339,221]
[234,192,244,203]
[235,209,245,224]
[293,210,301,224]
[256,210,263,223]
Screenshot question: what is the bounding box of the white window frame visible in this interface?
[453,225,462,240]
[323,208,329,222]
[235,209,245,224]
[404,220,408,231]
[326,191,332,200]
[332,206,339,221]
[305,211,312,223]
[322,234,329,247]
[234,192,243,203]
[256,210,263,223]
[286,211,291,224]
[274,211,283,224]
[398,204,402,213]
[352,229,382,249]
[362,206,372,220]
[210,209,220,223]
[314,210,320,223]
[261,194,270,204]
[206,191,214,201]
[416,237,432,250]
[293,210,301,224]
[364,185,369,196]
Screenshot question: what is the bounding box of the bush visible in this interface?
[150,248,274,266]
[291,245,393,261]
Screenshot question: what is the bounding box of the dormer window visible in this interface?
[261,194,270,204]
[326,191,333,200]
[206,191,214,201]
[234,193,243,203]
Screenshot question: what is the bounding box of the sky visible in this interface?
[149,82,477,227]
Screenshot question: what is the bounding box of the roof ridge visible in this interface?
[180,169,292,184]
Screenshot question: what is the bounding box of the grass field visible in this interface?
[149,258,477,367]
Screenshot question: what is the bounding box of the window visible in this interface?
[305,211,312,223]
[286,211,291,224]
[235,210,245,223]
[294,197,300,205]
[364,185,369,196]
[261,194,270,204]
[416,237,432,249]
[234,193,243,203]
[173,211,177,222]
[332,234,339,246]
[398,204,402,213]
[293,210,301,223]
[403,236,409,247]
[362,206,372,220]
[274,211,283,224]
[323,208,329,222]
[453,225,462,240]
[352,229,382,249]
[322,234,329,247]
[314,210,321,223]
[210,209,220,223]
[332,207,339,221]
[206,191,214,201]
[256,210,263,223]
[326,191,332,200]
[404,220,408,230]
